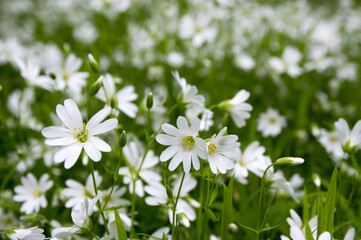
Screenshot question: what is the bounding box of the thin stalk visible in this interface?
[172,172,186,240]
[256,164,274,240]
[89,160,110,235]
[104,148,123,208]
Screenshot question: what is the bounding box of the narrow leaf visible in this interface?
[114,210,127,240]
[323,167,338,238]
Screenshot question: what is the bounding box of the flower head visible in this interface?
[257,108,287,137]
[7,227,45,240]
[219,90,252,128]
[41,99,118,168]
[335,118,361,153]
[13,173,53,214]
[207,128,240,174]
[156,116,207,173]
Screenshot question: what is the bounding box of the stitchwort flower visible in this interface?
[156,116,207,173]
[41,99,118,169]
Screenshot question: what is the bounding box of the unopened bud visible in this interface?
[312,173,321,188]
[227,223,238,234]
[88,53,101,73]
[275,157,304,166]
[177,213,190,228]
[146,92,153,109]
[119,131,127,148]
[49,72,56,80]
[166,185,174,203]
[89,76,103,97]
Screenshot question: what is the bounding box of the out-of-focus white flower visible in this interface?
[337,62,357,82]
[335,118,361,153]
[207,128,239,174]
[257,108,287,137]
[7,227,45,240]
[0,38,24,65]
[73,22,99,44]
[269,47,302,77]
[268,170,303,202]
[55,54,89,100]
[71,196,99,227]
[234,53,255,71]
[156,116,207,173]
[304,45,334,73]
[62,171,102,208]
[106,209,132,237]
[96,74,139,118]
[219,89,252,128]
[172,71,205,111]
[51,227,80,239]
[0,209,17,229]
[179,14,217,47]
[151,227,171,240]
[167,52,184,68]
[42,99,118,168]
[185,107,214,132]
[15,58,54,91]
[318,129,344,161]
[13,173,53,214]
[232,141,268,184]
[119,141,161,197]
[283,209,318,240]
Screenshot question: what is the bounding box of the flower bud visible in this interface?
[166,185,174,203]
[89,76,103,97]
[49,72,57,80]
[119,130,127,148]
[146,92,153,110]
[227,223,238,234]
[312,173,321,188]
[88,53,101,74]
[177,213,190,228]
[275,157,304,166]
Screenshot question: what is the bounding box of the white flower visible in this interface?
[220,89,253,128]
[232,141,268,184]
[318,129,344,160]
[257,108,287,137]
[51,227,80,239]
[0,209,17,229]
[62,171,102,208]
[269,47,302,77]
[151,227,171,240]
[156,116,207,173]
[106,210,132,236]
[167,52,184,68]
[73,22,99,44]
[119,141,161,197]
[55,54,89,99]
[172,71,205,111]
[207,128,239,174]
[335,118,361,152]
[285,209,318,240]
[15,58,53,91]
[96,74,138,118]
[41,99,118,169]
[71,196,99,227]
[268,170,303,202]
[13,173,53,214]
[8,227,45,240]
[234,53,255,71]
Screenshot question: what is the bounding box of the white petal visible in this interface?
[160,145,179,162]
[156,134,179,146]
[189,117,200,135]
[162,123,181,136]
[182,151,192,173]
[64,143,83,169]
[169,150,185,171]
[45,137,76,146]
[86,107,111,131]
[91,119,118,135]
[41,126,72,138]
[64,99,83,127]
[177,116,190,134]
[89,137,111,152]
[84,141,102,162]
[56,104,75,129]
[318,232,331,240]
[54,145,73,163]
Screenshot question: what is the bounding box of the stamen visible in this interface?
[182,136,195,149]
[208,143,217,154]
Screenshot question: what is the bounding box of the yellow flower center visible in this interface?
[73,123,89,142]
[182,136,195,149]
[32,188,42,198]
[269,117,277,124]
[208,143,217,154]
[330,135,337,143]
[62,71,70,81]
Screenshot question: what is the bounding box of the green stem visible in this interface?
[172,172,186,240]
[256,164,274,240]
[104,148,123,208]
[89,160,110,235]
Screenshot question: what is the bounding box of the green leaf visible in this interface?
[208,185,218,207]
[114,210,127,240]
[303,187,313,240]
[221,175,234,240]
[317,191,324,238]
[323,167,338,238]
[206,208,219,222]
